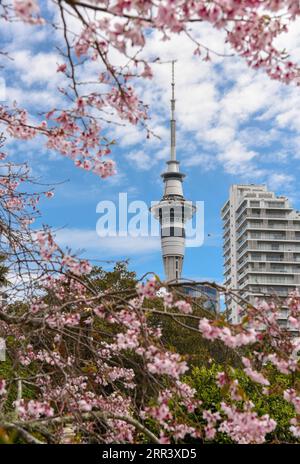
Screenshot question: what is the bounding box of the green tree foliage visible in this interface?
[0,253,9,289]
[88,261,137,292]
[184,363,298,443]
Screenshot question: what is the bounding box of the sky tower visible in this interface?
[151,62,195,282]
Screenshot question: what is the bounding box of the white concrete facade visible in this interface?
[222,184,300,327]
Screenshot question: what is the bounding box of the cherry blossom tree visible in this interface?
[0,152,298,444]
[1,1,300,177]
[0,1,300,444]
[0,222,300,443]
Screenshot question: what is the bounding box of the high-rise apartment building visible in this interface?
[222,185,300,325]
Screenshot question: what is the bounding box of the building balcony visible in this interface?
[255,244,300,251]
[236,203,247,221]
[238,270,300,280]
[223,246,231,258]
[223,227,230,239]
[242,290,290,299]
[246,202,289,210]
[249,235,298,241]
[223,216,230,234]
[236,256,300,274]
[224,277,231,286]
[223,234,231,247]
[240,278,295,287]
[236,215,292,232]
[221,200,230,215]
[224,254,231,266]
[245,223,300,231]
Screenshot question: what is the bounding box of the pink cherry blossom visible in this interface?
[242,357,270,386]
[13,0,44,24]
[284,389,300,414]
[15,399,54,420]
[146,347,188,379]
[290,418,300,438]
[216,371,227,388]
[136,277,158,298]
[57,63,67,73]
[45,191,54,198]
[174,300,192,314]
[219,402,277,444]
[0,379,6,396]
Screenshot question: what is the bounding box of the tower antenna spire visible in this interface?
[170,60,176,161]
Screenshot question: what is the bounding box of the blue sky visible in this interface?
[2,3,300,283]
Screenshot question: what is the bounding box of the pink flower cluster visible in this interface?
[5,0,300,206]
[146,345,188,379]
[198,318,258,348]
[175,380,201,413]
[13,0,44,25]
[155,286,192,313]
[19,345,74,368]
[5,197,23,210]
[242,357,270,386]
[96,364,135,389]
[46,312,81,328]
[30,298,47,314]
[284,389,300,414]
[284,389,300,439]
[93,304,106,319]
[203,410,221,440]
[79,0,300,86]
[36,231,58,261]
[5,108,37,140]
[219,402,277,444]
[106,86,147,125]
[174,300,192,314]
[229,379,243,402]
[15,399,54,420]
[136,277,158,299]
[61,255,92,275]
[115,309,143,329]
[116,328,140,350]
[286,290,300,330]
[290,419,300,438]
[267,353,298,374]
[143,385,200,442]
[0,379,6,396]
[216,371,227,388]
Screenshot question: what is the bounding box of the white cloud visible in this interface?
[55,228,160,257]
[239,127,280,148]
[267,173,295,191]
[2,5,300,196]
[201,125,235,146]
[183,152,216,171]
[10,50,62,86]
[217,141,257,175]
[126,150,154,170]
[6,85,62,110]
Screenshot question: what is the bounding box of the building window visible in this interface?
[252,209,260,216]
[170,208,174,223]
[271,244,280,250]
[267,201,284,208]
